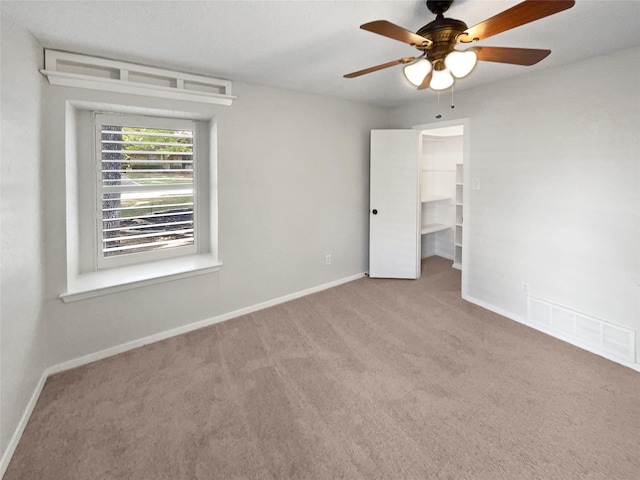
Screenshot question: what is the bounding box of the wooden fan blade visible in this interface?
[459,0,575,43]
[474,46,551,65]
[417,71,433,90]
[361,20,432,47]
[344,57,416,78]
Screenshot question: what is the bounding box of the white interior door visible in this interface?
[369,129,421,279]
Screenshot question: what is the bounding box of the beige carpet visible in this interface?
[5,257,640,479]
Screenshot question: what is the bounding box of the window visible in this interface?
[95,114,198,269]
[51,56,228,302]
[60,103,220,302]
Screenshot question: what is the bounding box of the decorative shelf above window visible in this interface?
[40,50,236,105]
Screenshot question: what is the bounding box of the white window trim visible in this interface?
[60,254,221,303]
[62,100,221,303]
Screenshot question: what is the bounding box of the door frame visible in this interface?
[413,118,470,300]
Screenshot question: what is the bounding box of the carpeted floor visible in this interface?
[5,256,640,479]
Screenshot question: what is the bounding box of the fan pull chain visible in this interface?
[435,91,442,118]
[451,84,455,109]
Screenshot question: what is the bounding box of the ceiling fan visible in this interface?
[344,0,575,91]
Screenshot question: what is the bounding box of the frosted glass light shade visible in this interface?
[403,59,432,86]
[444,50,477,78]
[430,68,454,90]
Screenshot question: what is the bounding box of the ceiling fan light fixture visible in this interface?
[403,58,432,86]
[344,0,575,93]
[444,50,477,78]
[430,68,454,90]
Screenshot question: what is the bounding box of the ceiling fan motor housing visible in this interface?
[416,16,468,69]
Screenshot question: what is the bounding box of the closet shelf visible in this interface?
[421,223,451,235]
[421,195,451,203]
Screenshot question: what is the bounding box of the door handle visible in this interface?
[372,209,378,215]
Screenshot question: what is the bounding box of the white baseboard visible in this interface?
[1,272,366,476]
[464,294,640,373]
[48,272,365,374]
[0,370,48,478]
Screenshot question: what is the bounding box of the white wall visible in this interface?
[391,46,640,363]
[0,17,48,460]
[41,81,389,366]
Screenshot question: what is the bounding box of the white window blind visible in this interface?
[96,114,197,268]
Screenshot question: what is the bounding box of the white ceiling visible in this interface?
[3,0,640,107]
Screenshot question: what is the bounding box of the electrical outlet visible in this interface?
[521,282,530,295]
[472,178,480,190]
[325,254,332,266]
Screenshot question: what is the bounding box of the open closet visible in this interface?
[368,120,468,281]
[420,125,463,268]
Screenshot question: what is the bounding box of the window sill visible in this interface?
[61,255,222,303]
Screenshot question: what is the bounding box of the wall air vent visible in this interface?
[527,297,636,364]
[40,50,236,106]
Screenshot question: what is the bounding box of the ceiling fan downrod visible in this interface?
[426,0,453,16]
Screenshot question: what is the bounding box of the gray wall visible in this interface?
[391,46,640,358]
[0,19,48,457]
